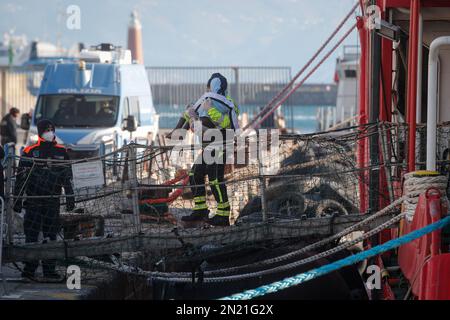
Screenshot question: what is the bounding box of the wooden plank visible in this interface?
[2,214,395,262]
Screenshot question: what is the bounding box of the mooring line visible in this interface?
[219,215,450,300]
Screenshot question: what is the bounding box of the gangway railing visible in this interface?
[0,123,405,259]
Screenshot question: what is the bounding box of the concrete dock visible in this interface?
[1,262,150,300]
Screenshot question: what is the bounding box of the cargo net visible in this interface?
[416,123,450,172]
[3,122,410,281]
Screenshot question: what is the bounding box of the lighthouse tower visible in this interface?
[127,10,144,64]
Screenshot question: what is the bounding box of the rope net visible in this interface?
[3,122,448,289]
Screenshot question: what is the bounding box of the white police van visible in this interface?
[24,43,158,158]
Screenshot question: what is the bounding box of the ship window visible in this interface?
[344,70,357,78]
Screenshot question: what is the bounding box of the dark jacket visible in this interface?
[14,137,74,210]
[0,113,18,145]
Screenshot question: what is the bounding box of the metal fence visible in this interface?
[146,66,292,104]
[146,66,294,130]
[0,66,45,116]
[0,65,292,116]
[0,65,337,133]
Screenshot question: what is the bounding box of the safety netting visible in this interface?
[2,121,443,296]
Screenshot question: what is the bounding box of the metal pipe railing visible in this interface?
[426,37,450,171]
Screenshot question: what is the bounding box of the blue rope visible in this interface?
[220,215,450,300]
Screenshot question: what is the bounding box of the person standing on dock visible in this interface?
[13,119,75,279]
[168,73,239,226]
[0,107,20,149]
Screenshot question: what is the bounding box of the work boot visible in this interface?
[208,201,230,226]
[181,209,209,222]
[207,215,230,227]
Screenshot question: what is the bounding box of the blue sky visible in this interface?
[0,0,359,83]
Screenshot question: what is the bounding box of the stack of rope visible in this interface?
[403,171,448,222]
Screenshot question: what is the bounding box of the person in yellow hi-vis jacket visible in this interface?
[168,73,239,226]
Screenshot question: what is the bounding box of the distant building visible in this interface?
[316,45,359,131]
[127,10,144,64]
[334,45,359,125]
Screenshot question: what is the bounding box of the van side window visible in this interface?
[123,97,130,119]
[129,97,141,126]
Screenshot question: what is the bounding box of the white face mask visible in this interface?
[41,131,55,142]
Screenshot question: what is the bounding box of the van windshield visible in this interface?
[35,94,119,128]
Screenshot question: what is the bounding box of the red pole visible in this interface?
[379,6,394,245]
[380,38,392,122]
[380,5,393,208]
[357,16,368,214]
[407,0,421,172]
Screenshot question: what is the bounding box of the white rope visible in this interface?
[403,172,448,222]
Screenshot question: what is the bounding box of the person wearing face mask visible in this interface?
[13,119,75,280]
[0,107,20,147]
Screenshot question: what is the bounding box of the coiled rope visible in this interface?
[403,171,448,222]
[219,215,450,300]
